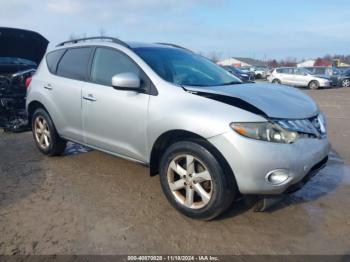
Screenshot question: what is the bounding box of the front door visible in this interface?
[82,47,149,162]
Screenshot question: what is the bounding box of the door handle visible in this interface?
[83,94,97,102]
[44,84,53,90]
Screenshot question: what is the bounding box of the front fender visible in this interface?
[146,87,265,159]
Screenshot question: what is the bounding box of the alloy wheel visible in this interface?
[167,154,213,209]
[34,116,51,149]
[342,79,350,87]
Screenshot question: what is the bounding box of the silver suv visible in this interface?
[26,37,330,220]
[268,67,331,89]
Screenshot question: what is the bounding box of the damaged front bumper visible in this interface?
[208,131,330,195]
[255,156,328,211]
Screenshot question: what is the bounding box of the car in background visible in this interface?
[303,66,334,76]
[221,66,255,83]
[0,27,48,131]
[254,66,270,79]
[240,66,270,79]
[268,67,331,89]
[330,68,350,87]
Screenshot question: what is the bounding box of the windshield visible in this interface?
[134,47,241,86]
[0,57,37,66]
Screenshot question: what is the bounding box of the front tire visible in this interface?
[32,108,66,156]
[341,79,350,87]
[159,141,236,220]
[272,79,281,84]
[308,80,319,90]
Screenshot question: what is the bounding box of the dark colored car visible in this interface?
[330,69,350,87]
[0,27,48,131]
[221,66,255,83]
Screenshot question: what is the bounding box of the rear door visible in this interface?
[49,47,93,142]
[292,68,308,86]
[280,68,294,85]
[82,47,149,162]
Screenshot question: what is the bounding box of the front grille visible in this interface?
[273,114,326,138]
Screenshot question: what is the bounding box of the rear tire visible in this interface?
[341,79,350,87]
[308,80,319,90]
[32,108,66,156]
[159,140,236,220]
[272,79,281,84]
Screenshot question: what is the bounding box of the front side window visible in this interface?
[294,68,305,75]
[56,47,92,81]
[91,48,140,86]
[134,47,241,87]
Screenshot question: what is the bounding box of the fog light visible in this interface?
[266,170,290,185]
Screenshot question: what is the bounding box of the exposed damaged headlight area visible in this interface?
[230,122,299,144]
[230,114,327,144]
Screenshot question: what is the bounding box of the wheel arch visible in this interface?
[27,100,49,126]
[149,130,237,190]
[308,79,319,86]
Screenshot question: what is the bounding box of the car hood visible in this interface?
[0,27,48,65]
[184,83,319,119]
[314,74,330,79]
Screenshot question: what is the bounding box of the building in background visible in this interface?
[217,57,267,67]
[297,59,316,67]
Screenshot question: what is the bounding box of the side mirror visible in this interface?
[111,73,141,91]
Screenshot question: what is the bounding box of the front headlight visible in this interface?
[230,122,299,144]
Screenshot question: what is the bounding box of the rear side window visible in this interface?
[57,47,92,81]
[46,49,66,74]
[91,47,139,86]
[281,68,293,74]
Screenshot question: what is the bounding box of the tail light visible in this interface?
[25,76,32,90]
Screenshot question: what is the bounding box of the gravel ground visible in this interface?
[0,87,350,255]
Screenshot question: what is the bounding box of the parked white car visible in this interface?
[254,66,270,79]
[268,67,331,89]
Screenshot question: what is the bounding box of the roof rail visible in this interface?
[155,43,192,51]
[56,36,130,48]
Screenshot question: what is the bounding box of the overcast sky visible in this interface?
[1,0,349,60]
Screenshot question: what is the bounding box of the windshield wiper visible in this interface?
[221,81,242,86]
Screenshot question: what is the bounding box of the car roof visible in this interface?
[126,42,179,49]
[54,38,186,51]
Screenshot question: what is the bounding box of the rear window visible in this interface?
[56,47,92,81]
[46,49,66,74]
[282,68,293,74]
[276,68,292,74]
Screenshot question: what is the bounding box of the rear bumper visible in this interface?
[208,131,330,195]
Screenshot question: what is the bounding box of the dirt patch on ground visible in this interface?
[0,88,350,255]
